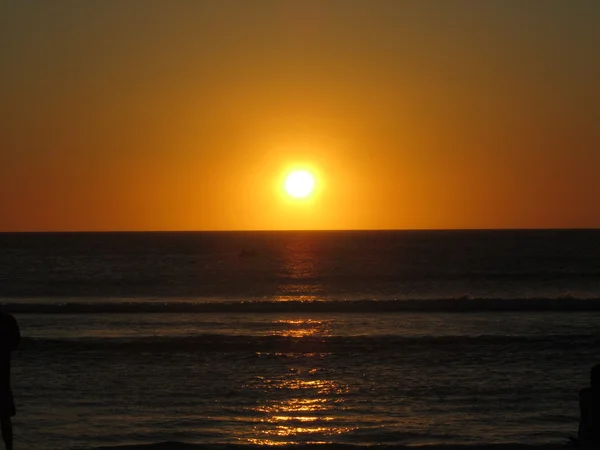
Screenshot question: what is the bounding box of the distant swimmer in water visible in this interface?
[577,364,600,447]
[0,311,20,450]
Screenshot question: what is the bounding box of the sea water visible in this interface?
[1,230,599,449]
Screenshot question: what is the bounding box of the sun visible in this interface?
[284,170,315,199]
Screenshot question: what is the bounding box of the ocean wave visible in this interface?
[21,333,600,354]
[4,297,600,314]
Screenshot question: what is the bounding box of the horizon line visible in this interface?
[0,227,599,234]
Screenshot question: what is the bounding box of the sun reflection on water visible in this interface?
[273,235,328,301]
[271,319,331,338]
[249,396,354,445]
[246,318,354,445]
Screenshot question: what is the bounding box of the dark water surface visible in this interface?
[1,229,599,301]
[1,230,599,449]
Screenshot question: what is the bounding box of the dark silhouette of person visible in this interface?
[579,364,600,446]
[0,312,20,450]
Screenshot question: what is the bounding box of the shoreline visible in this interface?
[85,442,571,450]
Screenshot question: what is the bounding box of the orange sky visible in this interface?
[1,1,599,231]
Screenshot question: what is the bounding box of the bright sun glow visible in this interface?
[284,170,315,199]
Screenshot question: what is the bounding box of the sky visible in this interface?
[1,0,599,231]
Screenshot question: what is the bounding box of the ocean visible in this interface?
[1,230,599,450]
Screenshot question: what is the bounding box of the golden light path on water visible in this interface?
[271,235,327,302]
[271,319,330,338]
[246,319,355,445]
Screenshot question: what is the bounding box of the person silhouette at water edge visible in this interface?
[574,364,600,447]
[0,311,20,450]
